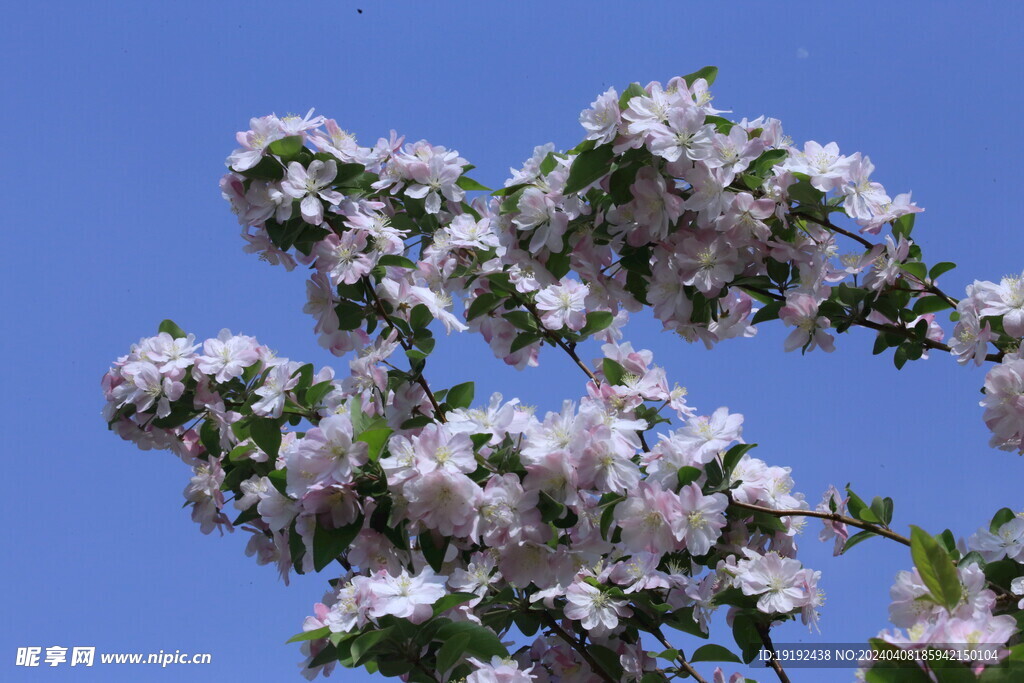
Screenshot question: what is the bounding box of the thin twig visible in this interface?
[363,278,446,422]
[649,625,709,683]
[727,498,910,546]
[796,211,874,250]
[740,285,1004,363]
[755,622,791,683]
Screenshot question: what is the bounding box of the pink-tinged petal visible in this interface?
[301,195,324,224]
[404,184,429,199]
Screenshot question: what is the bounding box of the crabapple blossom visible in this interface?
[738,551,810,614]
[779,292,834,353]
[281,159,343,225]
[368,567,446,624]
[534,278,589,331]
[563,579,631,636]
[578,87,620,146]
[675,483,727,556]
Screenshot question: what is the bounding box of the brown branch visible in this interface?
[363,278,446,423]
[755,622,791,683]
[518,297,600,384]
[796,211,875,250]
[740,286,1004,363]
[727,498,910,546]
[651,627,708,683]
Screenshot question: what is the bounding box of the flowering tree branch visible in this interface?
[102,68,1024,683]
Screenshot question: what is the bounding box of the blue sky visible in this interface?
[2,2,1022,681]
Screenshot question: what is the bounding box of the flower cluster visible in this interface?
[103,68,1024,682]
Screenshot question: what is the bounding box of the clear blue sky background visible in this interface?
[2,2,1022,681]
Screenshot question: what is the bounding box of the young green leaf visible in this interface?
[564,144,615,195]
[690,643,742,664]
[446,382,475,410]
[158,319,187,339]
[909,525,962,613]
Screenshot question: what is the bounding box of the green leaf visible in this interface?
[287,626,329,644]
[730,613,762,663]
[502,310,537,332]
[749,511,788,533]
[893,344,909,370]
[864,641,936,683]
[845,487,882,524]
[334,300,365,331]
[984,558,1020,591]
[238,155,283,180]
[980,664,1024,683]
[431,592,479,617]
[456,176,491,192]
[357,428,393,461]
[467,293,503,321]
[788,177,823,206]
[199,420,222,458]
[599,494,624,540]
[267,135,305,160]
[539,152,558,176]
[377,254,416,269]
[676,466,702,488]
[419,530,450,573]
[580,311,614,336]
[305,381,335,407]
[436,632,471,673]
[869,496,894,526]
[663,606,709,639]
[435,622,507,659]
[841,529,878,553]
[704,115,734,134]
[989,508,1016,532]
[618,82,646,109]
[899,262,927,282]
[157,319,188,339]
[249,418,282,459]
[306,642,338,669]
[723,443,756,473]
[933,663,985,683]
[510,332,541,353]
[545,251,571,279]
[538,490,565,524]
[313,517,363,572]
[682,65,718,86]
[350,626,396,666]
[447,382,475,410]
[909,525,962,612]
[690,643,742,664]
[288,520,306,575]
[913,295,953,315]
[588,644,625,680]
[751,301,783,325]
[410,303,433,330]
[929,262,957,280]
[602,358,626,386]
[564,144,615,195]
[892,213,915,239]
[334,162,366,186]
[749,149,788,177]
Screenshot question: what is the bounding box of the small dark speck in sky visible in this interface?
[357,8,363,13]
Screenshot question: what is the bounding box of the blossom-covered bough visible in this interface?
[103,67,1024,682]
